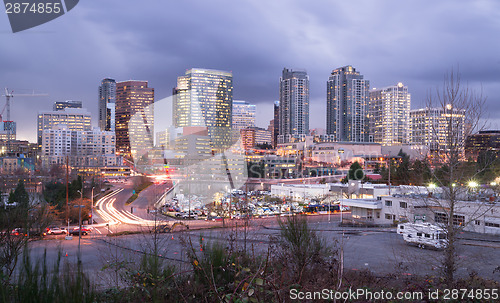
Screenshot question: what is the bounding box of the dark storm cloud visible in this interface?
[0,0,499,140]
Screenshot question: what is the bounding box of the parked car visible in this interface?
[206,215,223,222]
[46,227,67,235]
[182,212,198,220]
[69,227,92,236]
[234,213,252,220]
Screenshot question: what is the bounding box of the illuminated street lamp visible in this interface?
[75,188,84,265]
[468,181,479,188]
[428,183,437,189]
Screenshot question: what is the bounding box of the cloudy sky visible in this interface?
[1,0,499,142]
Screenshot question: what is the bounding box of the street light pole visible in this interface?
[328,195,331,222]
[91,187,95,228]
[340,188,343,225]
[188,178,191,219]
[77,189,82,264]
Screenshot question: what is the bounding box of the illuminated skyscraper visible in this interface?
[98,78,116,131]
[369,83,411,145]
[327,65,370,142]
[232,100,256,130]
[278,68,309,143]
[115,80,154,159]
[173,68,233,151]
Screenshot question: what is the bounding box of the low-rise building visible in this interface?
[41,125,117,168]
[271,183,331,203]
[240,127,272,150]
[341,186,500,234]
[0,154,35,173]
[465,130,500,160]
[263,155,298,179]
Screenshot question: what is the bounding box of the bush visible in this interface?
[1,248,96,303]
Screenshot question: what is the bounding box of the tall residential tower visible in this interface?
[326,65,370,142]
[278,68,309,143]
[369,83,411,145]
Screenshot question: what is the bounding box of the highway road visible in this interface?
[93,178,173,234]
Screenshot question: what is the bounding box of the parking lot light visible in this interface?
[468,181,478,188]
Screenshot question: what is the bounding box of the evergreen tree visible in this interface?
[347,161,364,180]
[9,180,30,207]
[394,149,411,185]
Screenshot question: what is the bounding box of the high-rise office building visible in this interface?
[53,100,82,111]
[326,65,370,142]
[37,108,92,147]
[369,83,411,146]
[232,100,256,130]
[115,80,154,159]
[278,68,309,143]
[173,68,233,151]
[410,107,465,153]
[98,78,116,131]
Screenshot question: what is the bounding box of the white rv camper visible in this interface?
[397,223,448,249]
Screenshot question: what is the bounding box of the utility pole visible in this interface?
[75,186,84,266]
[388,154,391,195]
[78,188,82,263]
[188,178,191,220]
[65,156,70,239]
[91,186,95,228]
[244,181,248,251]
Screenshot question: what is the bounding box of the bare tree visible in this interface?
[423,67,495,285]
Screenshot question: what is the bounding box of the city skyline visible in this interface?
[1,1,499,142]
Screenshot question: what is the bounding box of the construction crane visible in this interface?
[3,88,48,121]
[1,88,48,153]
